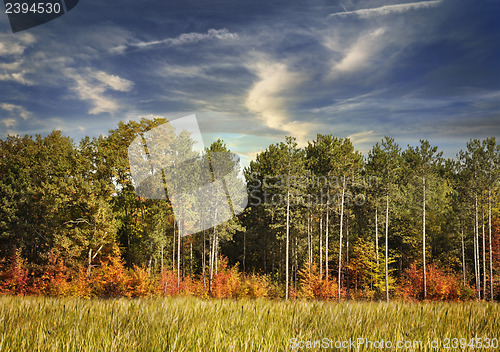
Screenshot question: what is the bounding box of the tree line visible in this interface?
[0,118,499,300]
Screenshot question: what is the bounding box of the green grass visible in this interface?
[0,296,498,351]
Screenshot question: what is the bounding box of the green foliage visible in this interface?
[1,120,500,302]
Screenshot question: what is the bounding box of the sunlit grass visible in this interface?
[0,296,498,351]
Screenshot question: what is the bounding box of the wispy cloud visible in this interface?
[332,27,387,74]
[244,55,317,143]
[348,130,378,144]
[1,103,31,120]
[0,32,36,85]
[328,0,442,18]
[64,68,134,115]
[113,28,238,53]
[1,118,17,128]
[0,32,36,56]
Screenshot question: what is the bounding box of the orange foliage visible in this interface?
[399,263,473,301]
[212,256,240,298]
[239,273,271,299]
[298,264,338,301]
[88,256,130,297]
[129,265,155,297]
[37,251,71,296]
[0,249,30,295]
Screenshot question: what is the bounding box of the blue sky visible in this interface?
[0,0,499,166]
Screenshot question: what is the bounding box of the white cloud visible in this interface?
[0,33,36,85]
[0,72,32,85]
[328,0,442,18]
[93,71,134,92]
[1,103,31,120]
[119,28,239,52]
[331,27,387,74]
[0,32,36,56]
[348,130,378,144]
[245,57,303,128]
[244,56,319,145]
[1,118,17,128]
[64,68,134,115]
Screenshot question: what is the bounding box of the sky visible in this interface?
[0,0,499,167]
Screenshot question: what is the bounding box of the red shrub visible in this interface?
[298,264,338,301]
[38,251,71,296]
[399,263,472,301]
[89,256,130,297]
[0,249,30,295]
[129,265,155,297]
[239,273,271,299]
[212,256,241,298]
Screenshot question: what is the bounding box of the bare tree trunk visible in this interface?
[182,222,185,279]
[473,215,478,298]
[161,243,164,273]
[209,225,216,297]
[285,187,290,300]
[319,215,323,278]
[203,229,206,289]
[375,205,379,298]
[325,206,329,280]
[307,212,311,276]
[461,227,466,286]
[87,248,92,279]
[173,221,176,273]
[385,193,389,303]
[488,189,493,300]
[423,175,427,300]
[190,241,193,277]
[338,180,345,302]
[177,220,181,288]
[375,206,379,266]
[87,245,102,279]
[243,230,246,273]
[294,234,298,291]
[482,199,486,299]
[346,212,349,298]
[475,195,481,299]
[215,234,219,275]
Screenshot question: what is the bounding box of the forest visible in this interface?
[0,117,499,301]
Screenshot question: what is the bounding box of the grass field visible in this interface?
[0,296,498,351]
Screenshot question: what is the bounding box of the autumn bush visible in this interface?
[0,249,30,295]
[0,252,488,301]
[238,273,271,299]
[298,264,338,301]
[398,263,473,301]
[88,256,130,297]
[129,265,155,297]
[212,256,241,298]
[37,251,71,296]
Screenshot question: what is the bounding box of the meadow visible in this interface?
[0,296,498,351]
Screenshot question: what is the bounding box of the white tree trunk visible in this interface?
[461,228,466,286]
[319,215,323,278]
[423,175,427,299]
[338,179,345,302]
[285,187,290,300]
[489,189,493,301]
[375,207,379,267]
[482,201,486,299]
[325,206,329,280]
[385,193,389,303]
[475,195,481,299]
